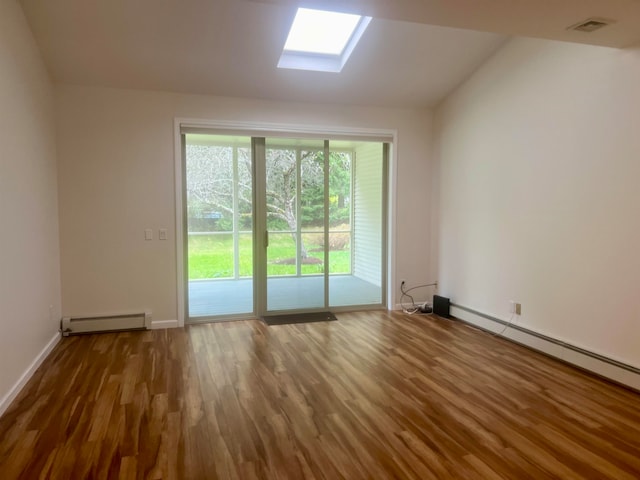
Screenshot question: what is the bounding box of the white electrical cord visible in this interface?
[400,282,437,315]
[492,313,515,336]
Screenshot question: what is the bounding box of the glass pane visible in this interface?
[330,141,383,307]
[266,232,297,276]
[328,150,352,277]
[328,231,351,274]
[238,147,253,231]
[301,232,324,275]
[328,151,352,231]
[185,134,253,318]
[187,144,233,232]
[300,149,324,230]
[238,232,253,278]
[188,232,233,279]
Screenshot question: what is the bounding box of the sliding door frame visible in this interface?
[174,118,397,327]
[323,140,331,311]
[252,137,267,316]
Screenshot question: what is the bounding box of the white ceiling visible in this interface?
[19,0,640,108]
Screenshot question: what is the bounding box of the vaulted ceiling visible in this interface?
[19,0,640,108]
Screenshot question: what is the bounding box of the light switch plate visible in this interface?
[159,229,167,240]
[145,228,153,240]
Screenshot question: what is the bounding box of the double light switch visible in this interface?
[145,229,168,240]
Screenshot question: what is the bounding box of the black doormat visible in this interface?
[262,311,337,326]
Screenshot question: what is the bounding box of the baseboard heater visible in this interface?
[61,311,151,336]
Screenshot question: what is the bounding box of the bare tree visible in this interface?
[264,147,323,258]
[186,144,323,258]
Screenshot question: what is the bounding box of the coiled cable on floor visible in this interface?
[400,282,437,315]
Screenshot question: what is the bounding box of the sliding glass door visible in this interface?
[183,131,387,321]
[184,134,254,318]
[264,138,327,312]
[329,140,386,307]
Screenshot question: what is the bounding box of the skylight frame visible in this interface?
[277,8,372,73]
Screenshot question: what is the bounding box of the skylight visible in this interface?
[278,8,372,73]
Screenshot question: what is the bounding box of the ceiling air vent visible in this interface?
[568,18,613,33]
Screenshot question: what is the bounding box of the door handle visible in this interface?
[265,230,269,247]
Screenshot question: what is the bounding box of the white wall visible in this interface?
[434,37,640,368]
[56,85,432,322]
[0,0,61,407]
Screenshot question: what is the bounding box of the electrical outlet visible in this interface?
[510,301,522,315]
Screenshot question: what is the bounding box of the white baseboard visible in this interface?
[451,304,640,392]
[150,319,179,329]
[0,331,61,417]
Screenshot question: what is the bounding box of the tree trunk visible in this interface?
[284,202,308,258]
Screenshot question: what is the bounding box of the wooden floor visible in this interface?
[1,312,639,479]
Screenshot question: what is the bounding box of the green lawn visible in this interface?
[188,232,351,280]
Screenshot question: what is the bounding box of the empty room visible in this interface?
[1,0,639,478]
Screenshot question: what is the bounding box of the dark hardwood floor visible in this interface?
[1,311,639,479]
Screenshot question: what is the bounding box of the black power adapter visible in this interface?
[433,295,451,318]
[419,303,433,314]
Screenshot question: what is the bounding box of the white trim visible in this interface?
[451,305,640,391]
[178,118,395,142]
[0,332,61,417]
[174,118,398,321]
[150,319,179,330]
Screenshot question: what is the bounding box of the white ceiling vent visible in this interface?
[568,18,614,33]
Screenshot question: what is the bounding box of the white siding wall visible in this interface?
[353,143,383,286]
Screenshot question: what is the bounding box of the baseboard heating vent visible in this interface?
[61,311,151,336]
